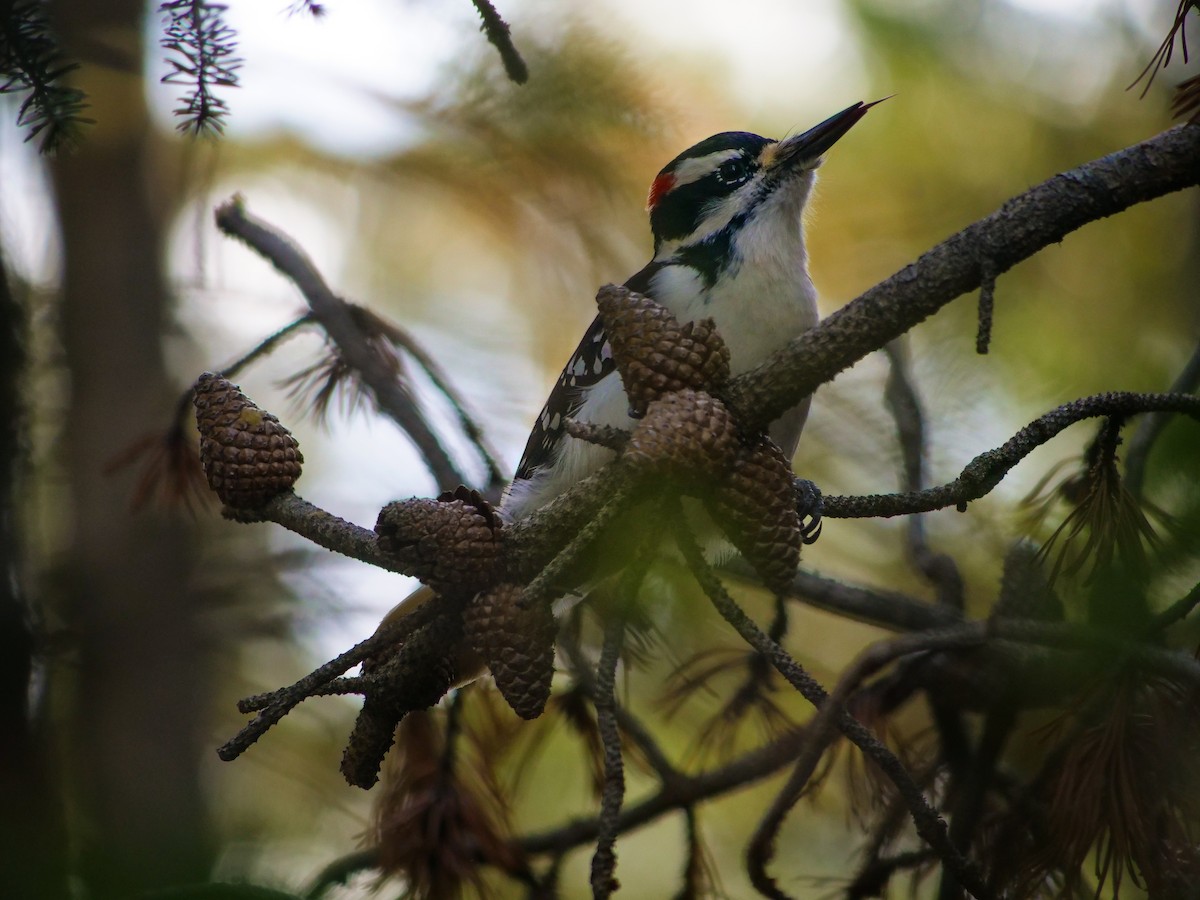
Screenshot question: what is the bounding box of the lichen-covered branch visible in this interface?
[225,491,402,572]
[821,391,1200,519]
[725,124,1200,430]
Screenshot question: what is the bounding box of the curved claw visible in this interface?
[794,478,824,545]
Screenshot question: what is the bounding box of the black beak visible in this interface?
[776,98,887,167]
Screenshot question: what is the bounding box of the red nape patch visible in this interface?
[647,172,676,210]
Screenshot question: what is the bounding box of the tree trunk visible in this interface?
[50,0,215,895]
[0,227,70,899]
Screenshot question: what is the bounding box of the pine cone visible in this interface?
[596,284,730,416]
[462,583,555,720]
[343,610,463,789]
[624,388,738,484]
[992,540,1063,622]
[706,436,801,595]
[376,489,503,598]
[193,372,303,509]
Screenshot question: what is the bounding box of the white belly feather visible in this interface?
[503,181,819,520]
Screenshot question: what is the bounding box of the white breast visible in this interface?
[504,174,820,520]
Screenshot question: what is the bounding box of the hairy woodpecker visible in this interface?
[501,100,877,521]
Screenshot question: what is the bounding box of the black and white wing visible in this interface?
[512,313,613,481]
[511,262,664,484]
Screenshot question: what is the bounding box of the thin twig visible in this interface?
[469,0,528,84]
[782,566,961,633]
[224,491,405,572]
[387,327,508,494]
[975,258,996,355]
[1124,338,1200,498]
[847,849,938,899]
[746,737,826,899]
[679,807,710,898]
[519,725,811,856]
[237,675,369,710]
[805,628,991,787]
[560,631,685,789]
[614,705,683,789]
[214,196,467,491]
[222,314,316,381]
[588,503,671,898]
[591,617,627,900]
[938,706,1015,900]
[1146,579,1200,633]
[669,501,993,900]
[521,479,636,609]
[565,419,631,453]
[746,625,990,900]
[883,341,964,608]
[821,391,1200,519]
[217,592,450,760]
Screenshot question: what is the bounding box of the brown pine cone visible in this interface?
[706,436,802,595]
[461,583,555,720]
[596,284,731,416]
[437,485,503,532]
[193,372,303,509]
[992,540,1063,622]
[624,388,738,485]
[342,612,462,788]
[375,490,503,599]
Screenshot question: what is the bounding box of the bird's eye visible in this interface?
[716,158,751,186]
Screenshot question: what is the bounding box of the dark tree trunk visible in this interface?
[49,0,216,895]
[0,228,70,899]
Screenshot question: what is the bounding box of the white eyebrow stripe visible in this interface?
[671,149,743,188]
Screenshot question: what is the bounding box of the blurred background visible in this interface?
[1,0,1198,897]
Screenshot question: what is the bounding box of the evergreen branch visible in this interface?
[214,196,468,491]
[159,0,243,136]
[216,590,453,761]
[0,0,90,152]
[1127,0,1197,98]
[472,127,1200,577]
[723,125,1200,432]
[819,391,1200,519]
[668,505,994,900]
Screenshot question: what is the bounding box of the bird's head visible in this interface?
[646,100,881,260]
